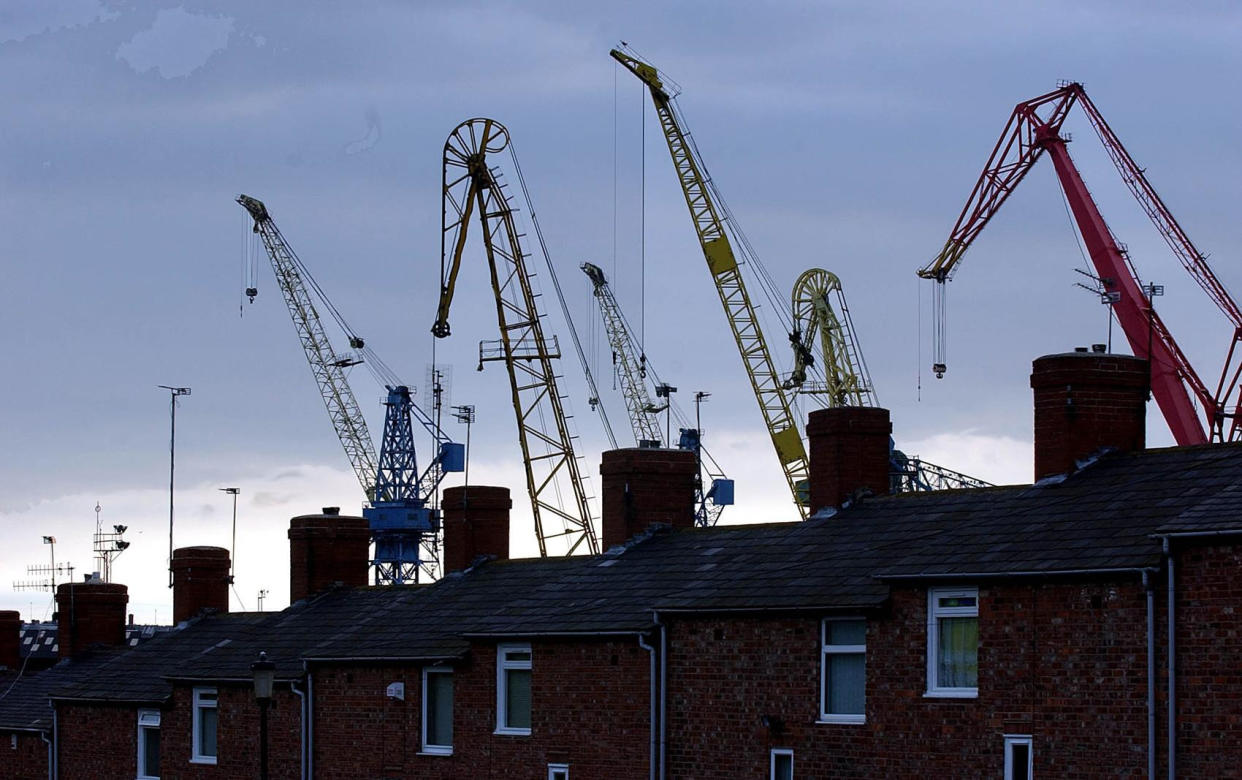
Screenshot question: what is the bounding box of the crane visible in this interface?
[581,262,734,524]
[918,83,1242,445]
[433,118,600,557]
[237,194,378,495]
[612,48,811,516]
[238,195,462,582]
[787,269,990,492]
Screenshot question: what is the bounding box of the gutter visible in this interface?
[461,630,644,638]
[879,566,1152,581]
[1151,528,1242,540]
[637,632,657,780]
[301,655,462,664]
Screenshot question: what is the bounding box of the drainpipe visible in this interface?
[49,708,58,780]
[40,726,52,780]
[654,612,667,780]
[637,632,657,780]
[1164,537,1176,780]
[1143,569,1155,780]
[292,676,308,780]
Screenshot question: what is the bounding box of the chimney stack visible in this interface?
[442,486,511,573]
[1031,351,1148,480]
[171,546,231,623]
[55,580,128,658]
[0,611,20,670]
[807,407,892,512]
[288,507,371,603]
[600,447,697,549]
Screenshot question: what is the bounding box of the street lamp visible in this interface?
[251,650,275,780]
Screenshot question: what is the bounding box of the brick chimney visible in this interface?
[0,611,20,670]
[807,407,892,512]
[600,447,697,549]
[288,507,371,603]
[442,486,511,573]
[1031,350,1148,480]
[171,546,231,623]
[55,579,128,658]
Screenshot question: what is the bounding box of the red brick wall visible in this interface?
[160,685,302,779]
[0,731,47,780]
[312,637,651,779]
[1173,541,1242,776]
[56,703,136,780]
[666,579,1154,778]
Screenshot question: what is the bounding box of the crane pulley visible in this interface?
[433,118,600,557]
[918,83,1242,444]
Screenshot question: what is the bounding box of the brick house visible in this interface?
[1,350,1241,778]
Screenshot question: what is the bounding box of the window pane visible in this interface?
[199,707,218,757]
[506,668,531,729]
[826,653,865,714]
[937,616,978,688]
[827,620,865,646]
[505,650,531,664]
[142,728,160,776]
[427,673,453,747]
[1010,743,1030,780]
[772,752,793,780]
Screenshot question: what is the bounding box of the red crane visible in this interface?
[919,82,1242,445]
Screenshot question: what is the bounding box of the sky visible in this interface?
[2,0,1239,622]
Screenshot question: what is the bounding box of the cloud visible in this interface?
[0,0,116,44]
[115,7,234,79]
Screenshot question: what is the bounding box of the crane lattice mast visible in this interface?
[433,118,600,557]
[237,195,378,496]
[612,49,811,516]
[917,83,1242,444]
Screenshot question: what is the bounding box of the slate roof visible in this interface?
[18,622,175,662]
[0,647,129,731]
[24,441,1242,703]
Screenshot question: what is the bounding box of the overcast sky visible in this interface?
[2,0,1239,622]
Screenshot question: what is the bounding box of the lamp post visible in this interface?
[251,650,275,780]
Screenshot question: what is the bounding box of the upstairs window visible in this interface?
[927,588,979,697]
[770,748,793,780]
[137,709,161,779]
[421,667,453,754]
[1004,734,1033,779]
[820,618,865,723]
[496,643,532,735]
[191,687,217,764]
[548,763,570,780]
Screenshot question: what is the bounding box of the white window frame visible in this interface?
[136,709,161,779]
[420,666,453,755]
[495,643,532,735]
[548,763,570,780]
[190,687,218,764]
[819,617,866,724]
[1004,734,1033,779]
[770,748,794,780]
[926,587,979,698]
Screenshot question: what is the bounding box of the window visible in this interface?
[820,618,865,723]
[927,588,979,697]
[548,763,570,780]
[191,687,217,764]
[421,667,453,754]
[1004,734,1033,780]
[770,748,793,780]
[496,643,532,735]
[137,709,161,779]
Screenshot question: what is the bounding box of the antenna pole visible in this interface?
[158,386,191,588]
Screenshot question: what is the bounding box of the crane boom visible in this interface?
[786,269,877,407]
[581,262,665,445]
[917,84,1242,444]
[237,194,379,496]
[612,49,810,516]
[433,118,600,557]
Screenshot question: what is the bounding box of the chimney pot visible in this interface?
[1031,351,1148,480]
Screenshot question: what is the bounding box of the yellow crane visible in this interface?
[612,49,811,516]
[433,118,599,557]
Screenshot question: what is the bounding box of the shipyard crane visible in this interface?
[787,269,990,492]
[581,262,734,525]
[612,48,811,516]
[918,83,1242,445]
[433,118,600,557]
[237,194,379,495]
[238,195,462,582]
